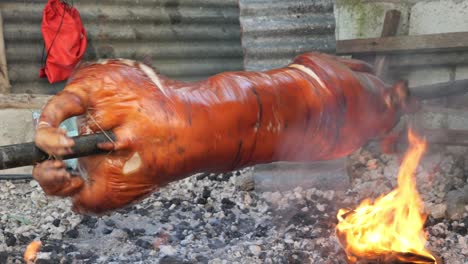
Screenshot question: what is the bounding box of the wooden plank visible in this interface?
[389,52,468,68]
[421,106,468,118]
[425,129,468,147]
[0,94,51,109]
[0,11,10,94]
[336,32,468,55]
[409,79,468,100]
[374,10,401,79]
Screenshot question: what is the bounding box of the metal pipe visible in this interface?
[0,174,32,180]
[0,131,115,171]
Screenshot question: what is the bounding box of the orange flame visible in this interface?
[336,130,436,263]
[24,240,42,264]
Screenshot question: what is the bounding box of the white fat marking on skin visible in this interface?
[123,152,142,175]
[138,63,167,96]
[118,59,136,67]
[97,59,111,65]
[289,64,326,88]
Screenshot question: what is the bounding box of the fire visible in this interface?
[336,130,436,263]
[24,240,42,264]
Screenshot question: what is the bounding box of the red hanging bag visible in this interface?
[40,0,87,83]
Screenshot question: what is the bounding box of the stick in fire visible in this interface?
[32,52,413,214]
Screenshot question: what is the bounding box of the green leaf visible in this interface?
[8,215,32,225]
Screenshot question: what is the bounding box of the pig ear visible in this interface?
[392,80,421,114]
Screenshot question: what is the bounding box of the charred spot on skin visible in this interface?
[176,147,185,155]
[123,152,142,175]
[250,87,263,130]
[231,140,243,169]
[185,104,193,126]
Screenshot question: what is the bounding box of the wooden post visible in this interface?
[0,11,10,94]
[374,10,401,79]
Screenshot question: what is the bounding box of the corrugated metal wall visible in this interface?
[0,0,243,94]
[239,0,336,71]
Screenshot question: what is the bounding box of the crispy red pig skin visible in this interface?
[35,52,408,214]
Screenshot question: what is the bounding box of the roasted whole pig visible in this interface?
[34,52,410,214]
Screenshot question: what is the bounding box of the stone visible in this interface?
[249,245,261,256]
[159,245,177,256]
[4,232,16,247]
[65,228,79,239]
[135,239,153,249]
[236,172,255,191]
[445,186,468,220]
[427,203,447,219]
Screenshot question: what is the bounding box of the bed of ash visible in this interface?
[0,145,467,264]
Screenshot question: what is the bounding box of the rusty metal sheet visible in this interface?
[239,0,336,71]
[0,0,243,94]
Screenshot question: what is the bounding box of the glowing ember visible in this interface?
[24,240,42,264]
[336,130,437,263]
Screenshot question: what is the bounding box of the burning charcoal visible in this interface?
[202,188,211,199]
[208,239,225,249]
[17,234,32,245]
[40,242,62,253]
[424,216,443,228]
[135,208,149,216]
[195,255,209,264]
[355,252,437,264]
[221,172,233,181]
[196,172,210,180]
[160,255,190,264]
[160,214,170,223]
[135,239,153,249]
[102,227,113,235]
[104,219,115,227]
[0,252,7,263]
[196,198,207,205]
[121,228,144,239]
[65,228,79,239]
[63,244,78,254]
[287,212,317,227]
[75,251,96,260]
[254,224,269,237]
[52,219,60,227]
[170,198,182,207]
[80,216,98,228]
[4,232,16,246]
[35,258,54,264]
[453,222,467,236]
[221,198,236,209]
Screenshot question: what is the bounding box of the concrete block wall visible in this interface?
[0,109,37,174]
[335,0,468,130]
